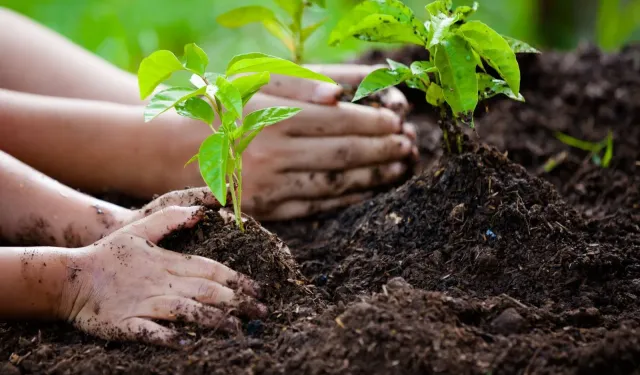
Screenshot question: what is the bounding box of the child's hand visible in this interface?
[65,206,265,347]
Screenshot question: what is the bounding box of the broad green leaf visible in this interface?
[232,72,271,105]
[457,21,520,93]
[210,76,243,120]
[144,86,206,122]
[190,72,223,89]
[477,73,525,102]
[435,35,478,121]
[407,76,429,92]
[387,58,409,71]
[199,133,229,206]
[309,0,326,7]
[236,107,301,154]
[353,68,412,102]
[454,2,478,20]
[138,50,184,99]
[410,61,437,75]
[602,132,614,167]
[302,19,327,42]
[262,20,295,51]
[502,35,540,54]
[426,83,445,106]
[274,0,304,19]
[220,111,239,136]
[472,49,486,71]
[217,6,278,28]
[425,0,452,17]
[242,106,302,133]
[329,0,428,46]
[428,13,460,48]
[226,53,335,83]
[183,43,208,76]
[555,132,601,152]
[176,97,215,125]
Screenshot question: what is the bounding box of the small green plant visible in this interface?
[138,43,334,231]
[330,0,539,152]
[555,131,614,168]
[597,0,640,51]
[217,0,327,63]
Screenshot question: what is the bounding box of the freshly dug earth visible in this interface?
[2,45,640,374]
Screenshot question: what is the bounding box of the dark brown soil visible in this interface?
[2,45,640,374]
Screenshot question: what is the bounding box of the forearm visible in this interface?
[0,7,141,104]
[0,88,182,198]
[0,246,78,320]
[0,150,132,247]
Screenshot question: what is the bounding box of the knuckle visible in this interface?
[197,283,220,303]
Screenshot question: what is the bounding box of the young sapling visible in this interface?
[330,0,539,153]
[554,131,614,169]
[137,43,335,231]
[217,0,327,64]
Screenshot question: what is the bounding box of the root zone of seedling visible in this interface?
[2,45,640,375]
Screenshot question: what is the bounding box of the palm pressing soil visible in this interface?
[2,45,640,374]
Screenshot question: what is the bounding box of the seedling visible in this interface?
[217,0,327,64]
[330,0,539,153]
[555,131,614,168]
[138,43,334,231]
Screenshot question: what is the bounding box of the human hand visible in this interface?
[159,64,418,221]
[64,206,266,347]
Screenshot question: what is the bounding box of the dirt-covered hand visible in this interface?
[63,206,266,347]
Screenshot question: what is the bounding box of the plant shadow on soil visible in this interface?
[1,44,640,374]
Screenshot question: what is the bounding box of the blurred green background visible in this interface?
[1,0,639,73]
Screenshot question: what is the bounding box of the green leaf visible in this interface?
[410,61,437,75]
[199,132,229,206]
[435,35,478,121]
[502,35,540,54]
[242,106,302,133]
[353,68,412,102]
[235,107,301,154]
[426,83,445,106]
[329,0,428,46]
[175,97,215,125]
[302,19,327,42]
[232,72,271,106]
[144,86,206,122]
[555,132,601,152]
[477,73,525,102]
[138,50,184,99]
[308,0,326,8]
[407,76,429,92]
[427,13,460,48]
[454,2,478,20]
[210,76,243,120]
[184,153,199,167]
[425,0,452,17]
[183,43,208,76]
[274,0,304,18]
[217,6,278,28]
[457,21,520,94]
[602,132,614,167]
[220,111,239,137]
[387,58,409,71]
[226,53,335,83]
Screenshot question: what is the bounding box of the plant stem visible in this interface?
[229,173,244,232]
[293,10,304,64]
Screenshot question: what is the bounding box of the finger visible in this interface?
[75,316,180,348]
[261,162,408,202]
[303,64,387,86]
[381,87,410,115]
[257,192,372,221]
[254,94,402,136]
[403,122,417,141]
[139,188,221,217]
[284,134,413,171]
[126,206,204,243]
[137,296,240,332]
[173,277,267,318]
[260,74,343,105]
[166,254,261,298]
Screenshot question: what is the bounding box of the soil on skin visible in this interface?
[2,45,640,374]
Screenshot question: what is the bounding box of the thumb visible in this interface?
[126,206,205,243]
[260,74,343,105]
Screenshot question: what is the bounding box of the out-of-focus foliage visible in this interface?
[0,0,637,73]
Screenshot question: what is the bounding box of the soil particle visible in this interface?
[490,307,526,334]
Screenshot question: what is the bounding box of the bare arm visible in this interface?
[0,150,132,247]
[0,7,141,104]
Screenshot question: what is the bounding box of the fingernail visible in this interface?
[403,123,417,140]
[390,162,407,175]
[399,137,412,154]
[312,84,342,104]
